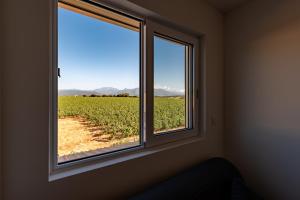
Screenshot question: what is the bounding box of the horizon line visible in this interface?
[58,87,185,93]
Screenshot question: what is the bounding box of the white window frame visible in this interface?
[49,0,202,181]
[145,19,200,147]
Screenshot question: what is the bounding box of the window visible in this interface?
[144,20,199,147]
[50,0,200,175]
[153,35,191,134]
[56,1,142,163]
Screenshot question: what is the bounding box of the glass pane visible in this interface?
[57,4,141,163]
[154,36,188,134]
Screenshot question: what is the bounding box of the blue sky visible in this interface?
[154,36,185,92]
[58,7,185,92]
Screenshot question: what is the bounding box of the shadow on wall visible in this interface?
[228,127,300,200]
[225,0,300,199]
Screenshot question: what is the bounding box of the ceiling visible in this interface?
[205,0,250,12]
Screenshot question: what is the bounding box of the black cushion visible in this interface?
[231,177,263,200]
[130,157,251,200]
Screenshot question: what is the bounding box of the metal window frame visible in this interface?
[152,34,192,134]
[49,0,202,180]
[50,0,145,174]
[145,19,200,147]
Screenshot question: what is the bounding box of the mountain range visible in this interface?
[58,87,184,97]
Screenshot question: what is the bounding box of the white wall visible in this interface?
[1,0,224,199]
[225,0,300,199]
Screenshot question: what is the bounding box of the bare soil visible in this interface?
[58,117,139,157]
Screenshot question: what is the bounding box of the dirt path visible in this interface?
[58,117,139,157]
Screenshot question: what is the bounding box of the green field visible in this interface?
[58,96,185,138]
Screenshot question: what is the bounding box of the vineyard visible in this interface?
[58,96,185,139]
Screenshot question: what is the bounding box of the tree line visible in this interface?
[83,93,136,97]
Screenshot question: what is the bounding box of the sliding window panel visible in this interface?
[145,19,200,147]
[55,1,143,164]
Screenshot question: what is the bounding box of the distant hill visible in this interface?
[58,87,184,97]
[94,87,119,95]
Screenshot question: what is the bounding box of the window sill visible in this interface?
[49,135,203,181]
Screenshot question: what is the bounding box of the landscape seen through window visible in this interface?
[58,5,187,162]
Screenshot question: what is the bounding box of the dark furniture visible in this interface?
[130,158,261,200]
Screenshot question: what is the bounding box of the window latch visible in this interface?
[58,67,61,78]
